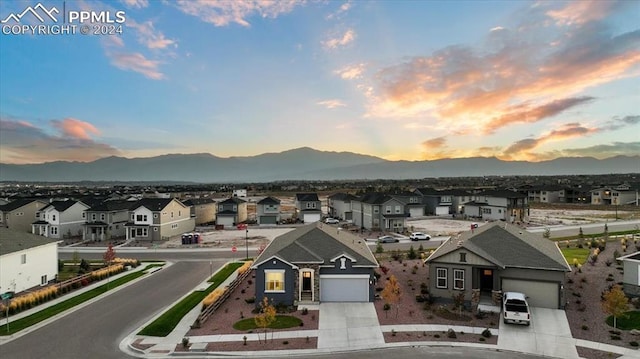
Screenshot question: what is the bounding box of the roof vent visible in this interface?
[456,240,463,247]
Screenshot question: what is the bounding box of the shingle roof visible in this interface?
[328,193,357,201]
[0,227,59,256]
[427,222,570,272]
[220,197,246,205]
[356,192,393,204]
[0,199,43,212]
[41,200,80,212]
[88,200,136,211]
[477,189,527,198]
[414,188,440,196]
[254,223,378,268]
[135,198,174,211]
[182,198,216,206]
[296,193,319,202]
[258,196,281,205]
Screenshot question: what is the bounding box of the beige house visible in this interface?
[0,199,48,233]
[182,198,217,225]
[126,198,195,241]
[216,197,248,227]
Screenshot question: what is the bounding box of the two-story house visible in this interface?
[0,199,48,233]
[559,186,591,203]
[83,200,134,241]
[182,198,217,225]
[389,191,425,218]
[256,197,281,225]
[591,184,639,206]
[32,200,90,239]
[523,186,562,203]
[216,197,248,227]
[327,193,358,221]
[125,198,194,241]
[352,193,408,232]
[295,193,322,223]
[463,190,529,222]
[414,188,455,216]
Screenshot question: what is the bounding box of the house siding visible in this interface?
[1,201,47,233]
[622,259,640,297]
[0,241,58,293]
[255,258,296,306]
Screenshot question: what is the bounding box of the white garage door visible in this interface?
[502,278,559,308]
[217,216,234,226]
[409,207,423,218]
[435,206,449,216]
[303,213,321,223]
[320,275,369,302]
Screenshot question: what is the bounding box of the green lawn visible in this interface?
[233,315,302,331]
[561,247,590,265]
[137,261,244,337]
[0,269,146,336]
[606,311,640,330]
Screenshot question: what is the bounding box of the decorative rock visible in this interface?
[630,329,640,336]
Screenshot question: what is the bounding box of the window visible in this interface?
[21,253,26,264]
[136,214,147,222]
[100,213,105,221]
[459,253,467,262]
[373,206,379,214]
[171,212,174,218]
[305,202,316,209]
[453,269,465,290]
[154,227,158,231]
[92,214,97,221]
[82,212,86,218]
[265,270,285,292]
[385,206,391,214]
[178,210,181,216]
[52,214,56,221]
[482,208,492,214]
[135,228,148,237]
[131,214,135,221]
[436,268,447,288]
[395,205,401,213]
[41,275,47,285]
[51,227,58,235]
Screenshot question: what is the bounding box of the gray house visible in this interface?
[618,251,640,297]
[295,193,322,223]
[463,190,529,222]
[352,193,408,232]
[256,196,281,225]
[83,200,134,241]
[327,192,357,221]
[425,222,571,309]
[389,191,424,218]
[252,223,378,306]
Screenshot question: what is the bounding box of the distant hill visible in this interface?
[0,147,637,182]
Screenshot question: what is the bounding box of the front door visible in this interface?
[480,269,493,292]
[302,271,312,292]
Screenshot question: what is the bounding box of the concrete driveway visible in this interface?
[317,303,385,350]
[498,307,579,359]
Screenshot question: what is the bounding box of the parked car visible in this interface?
[324,218,340,224]
[378,235,399,243]
[503,291,531,326]
[409,232,431,241]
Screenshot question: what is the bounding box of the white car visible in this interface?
[324,218,339,224]
[503,291,531,326]
[409,232,431,241]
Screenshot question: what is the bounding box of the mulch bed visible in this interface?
[577,347,623,359]
[175,337,317,352]
[383,330,498,345]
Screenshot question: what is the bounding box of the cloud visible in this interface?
[322,28,356,49]
[0,117,120,164]
[317,99,346,109]
[335,63,366,80]
[102,37,165,80]
[121,0,148,9]
[603,115,640,131]
[174,0,302,27]
[546,0,622,26]
[128,20,177,50]
[558,141,640,158]
[422,137,446,149]
[365,1,640,136]
[51,118,100,140]
[326,1,352,20]
[502,123,598,160]
[485,96,595,133]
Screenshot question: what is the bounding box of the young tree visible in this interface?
[543,227,551,239]
[72,250,80,266]
[603,223,609,242]
[407,245,417,260]
[103,243,116,289]
[602,285,629,329]
[381,275,401,318]
[254,297,276,343]
[577,227,584,248]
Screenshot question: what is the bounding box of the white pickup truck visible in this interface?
[503,291,531,326]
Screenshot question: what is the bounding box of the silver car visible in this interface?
[378,235,399,243]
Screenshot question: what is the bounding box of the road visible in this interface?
[0,260,222,359]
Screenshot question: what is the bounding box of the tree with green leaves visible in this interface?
[602,285,628,329]
[254,296,276,343]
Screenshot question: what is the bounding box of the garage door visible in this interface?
[320,275,369,302]
[303,213,321,223]
[217,216,234,226]
[409,207,423,218]
[259,216,277,225]
[435,206,449,216]
[502,278,559,308]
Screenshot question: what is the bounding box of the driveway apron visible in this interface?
[498,307,579,359]
[317,303,385,349]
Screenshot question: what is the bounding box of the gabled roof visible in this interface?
[426,222,570,272]
[476,189,527,198]
[295,193,319,202]
[134,198,174,211]
[41,200,84,212]
[617,251,640,262]
[414,188,440,196]
[88,200,136,212]
[258,196,281,205]
[182,198,216,206]
[0,199,44,212]
[0,227,60,256]
[253,223,378,268]
[328,192,358,202]
[355,192,393,204]
[219,197,246,205]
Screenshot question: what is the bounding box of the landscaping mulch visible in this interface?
[175,337,318,352]
[383,331,497,345]
[576,346,623,359]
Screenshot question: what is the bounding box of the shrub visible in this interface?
[581,325,589,330]
[244,297,255,304]
[447,328,457,339]
[479,337,486,342]
[383,303,391,311]
[434,334,440,338]
[481,328,492,338]
[282,340,289,345]
[630,341,639,347]
[408,246,417,260]
[301,308,308,315]
[182,337,190,348]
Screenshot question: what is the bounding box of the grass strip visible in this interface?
[0,269,146,336]
[560,247,590,265]
[606,311,640,330]
[138,261,243,337]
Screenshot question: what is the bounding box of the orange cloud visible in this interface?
[501,123,598,160]
[422,136,446,149]
[335,63,366,80]
[51,118,100,140]
[546,0,620,26]
[317,99,346,109]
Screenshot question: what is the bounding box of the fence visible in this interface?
[194,268,253,326]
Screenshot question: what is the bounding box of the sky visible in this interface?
[0,0,639,164]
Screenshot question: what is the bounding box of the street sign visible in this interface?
[231,246,237,253]
[0,292,13,301]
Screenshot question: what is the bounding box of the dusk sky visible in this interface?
[0,0,639,164]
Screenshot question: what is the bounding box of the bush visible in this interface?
[581,325,589,330]
[301,308,308,315]
[630,341,639,347]
[447,328,457,339]
[244,297,255,304]
[408,246,417,260]
[481,328,492,338]
[182,337,189,348]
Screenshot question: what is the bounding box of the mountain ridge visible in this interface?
[0,147,637,182]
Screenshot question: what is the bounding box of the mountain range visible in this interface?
[0,147,638,182]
